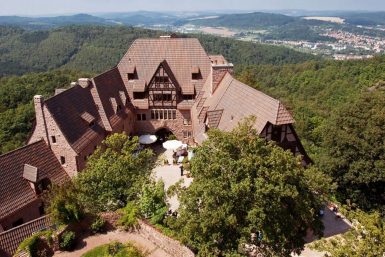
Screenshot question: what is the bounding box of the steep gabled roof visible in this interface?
[45,84,105,153]
[0,140,69,220]
[117,38,212,95]
[196,73,294,135]
[92,67,129,130]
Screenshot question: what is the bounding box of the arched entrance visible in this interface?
[155,127,174,143]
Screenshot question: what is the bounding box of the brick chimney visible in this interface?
[210,55,234,95]
[33,95,50,146]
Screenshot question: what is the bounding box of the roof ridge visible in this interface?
[0,140,45,159]
[275,101,282,124]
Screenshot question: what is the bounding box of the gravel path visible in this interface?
[54,230,172,257]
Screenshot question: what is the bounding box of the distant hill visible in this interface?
[0,14,115,29]
[340,12,385,26]
[187,12,335,42]
[189,12,296,29]
[0,25,317,76]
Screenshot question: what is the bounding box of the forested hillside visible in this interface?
[237,57,385,209]
[0,25,316,76]
[0,70,91,154]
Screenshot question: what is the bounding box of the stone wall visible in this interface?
[0,200,42,231]
[29,96,79,177]
[138,220,195,257]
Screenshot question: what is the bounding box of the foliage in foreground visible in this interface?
[16,230,54,257]
[173,118,333,256]
[44,182,83,225]
[59,231,76,251]
[75,134,154,213]
[117,201,139,230]
[81,241,143,257]
[311,209,385,257]
[320,91,385,209]
[139,180,168,225]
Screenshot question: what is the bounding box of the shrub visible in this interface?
[59,231,76,251]
[45,182,83,225]
[167,134,177,140]
[107,241,124,255]
[91,215,106,234]
[118,202,139,230]
[16,230,54,257]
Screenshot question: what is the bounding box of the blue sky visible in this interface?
[1,0,385,16]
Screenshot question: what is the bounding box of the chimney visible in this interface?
[33,95,50,146]
[210,56,234,95]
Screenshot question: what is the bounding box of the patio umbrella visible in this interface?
[138,134,157,145]
[162,140,183,151]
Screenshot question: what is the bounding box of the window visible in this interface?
[153,94,172,101]
[183,131,192,139]
[137,113,146,121]
[183,119,192,126]
[150,109,177,120]
[128,71,138,80]
[51,136,56,143]
[39,204,45,215]
[154,76,169,83]
[12,218,24,228]
[192,72,202,80]
[60,156,66,165]
[133,92,146,99]
[182,94,195,100]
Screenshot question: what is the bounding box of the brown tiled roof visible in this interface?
[206,109,224,128]
[117,38,211,95]
[92,67,129,130]
[45,84,105,153]
[80,112,95,124]
[194,73,294,139]
[0,140,69,220]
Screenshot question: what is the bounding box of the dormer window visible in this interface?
[80,112,96,127]
[23,164,51,195]
[192,66,202,80]
[110,97,122,114]
[128,66,138,80]
[119,91,128,104]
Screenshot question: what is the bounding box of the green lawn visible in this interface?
[81,241,143,257]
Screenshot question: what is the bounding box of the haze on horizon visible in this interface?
[1,0,385,16]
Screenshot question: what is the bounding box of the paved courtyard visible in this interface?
[153,149,193,211]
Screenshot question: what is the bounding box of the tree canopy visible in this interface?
[320,91,385,209]
[173,118,332,256]
[75,134,153,213]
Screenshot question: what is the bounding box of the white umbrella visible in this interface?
[162,140,183,150]
[139,134,157,145]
